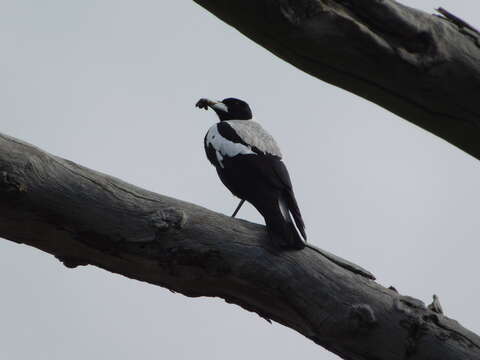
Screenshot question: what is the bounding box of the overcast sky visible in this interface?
[1,1,479,359]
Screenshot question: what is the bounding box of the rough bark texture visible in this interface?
[1,133,480,359]
[193,0,480,160]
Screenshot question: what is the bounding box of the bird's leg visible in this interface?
[231,199,245,218]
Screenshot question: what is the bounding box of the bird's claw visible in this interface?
[195,98,210,110]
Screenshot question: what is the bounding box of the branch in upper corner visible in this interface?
[193,0,480,161]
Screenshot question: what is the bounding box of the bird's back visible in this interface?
[225,120,282,158]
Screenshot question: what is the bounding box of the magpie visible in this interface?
[196,97,306,250]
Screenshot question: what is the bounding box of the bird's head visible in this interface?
[195,97,252,121]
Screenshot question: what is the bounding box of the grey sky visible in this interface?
[0,1,479,359]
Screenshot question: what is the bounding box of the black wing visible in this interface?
[247,156,307,241]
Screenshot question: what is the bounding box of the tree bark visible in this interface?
[193,0,480,161]
[1,133,479,359]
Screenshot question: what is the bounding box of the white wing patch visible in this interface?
[226,120,282,158]
[205,124,255,168]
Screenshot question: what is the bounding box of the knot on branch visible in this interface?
[338,0,438,64]
[0,171,27,198]
[401,317,428,357]
[348,304,377,333]
[395,296,428,357]
[55,255,89,269]
[151,207,187,237]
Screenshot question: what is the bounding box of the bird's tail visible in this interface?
[284,189,307,241]
[264,192,306,250]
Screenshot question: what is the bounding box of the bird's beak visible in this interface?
[195,98,228,113]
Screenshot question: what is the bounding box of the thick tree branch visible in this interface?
[1,133,480,359]
[193,0,480,160]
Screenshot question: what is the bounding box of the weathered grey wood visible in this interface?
[1,133,479,359]
[193,0,480,160]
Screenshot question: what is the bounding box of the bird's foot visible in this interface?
[231,199,245,218]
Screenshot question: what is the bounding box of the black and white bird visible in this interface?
[196,97,306,250]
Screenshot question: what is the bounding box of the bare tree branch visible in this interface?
[3,1,480,358]
[1,133,479,359]
[193,0,480,160]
